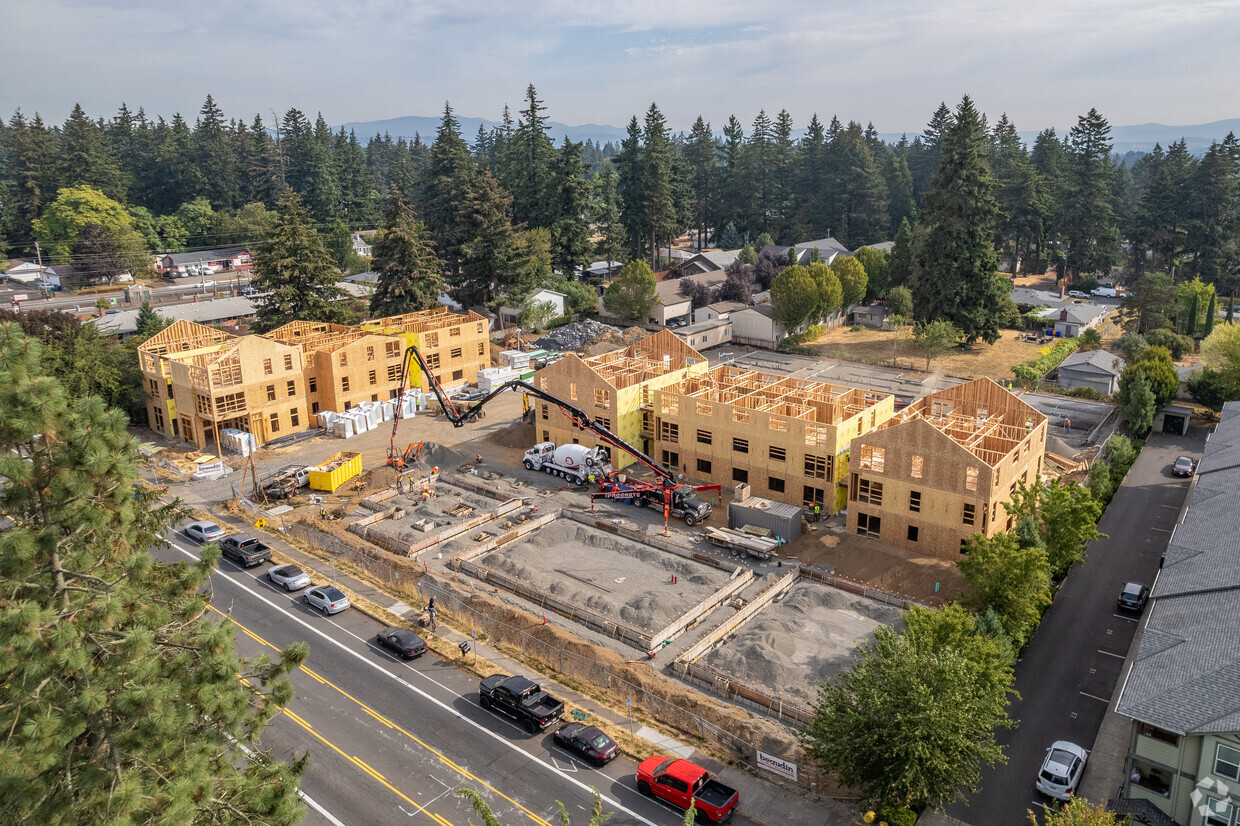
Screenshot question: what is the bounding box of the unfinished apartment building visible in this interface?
[532,329,709,469]
[138,307,490,452]
[361,306,491,392]
[648,366,896,511]
[138,320,307,449]
[265,321,407,415]
[846,378,1048,560]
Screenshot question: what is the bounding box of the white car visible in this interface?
[1036,740,1088,801]
[267,564,311,591]
[184,520,226,543]
[1067,290,1088,299]
[304,585,351,615]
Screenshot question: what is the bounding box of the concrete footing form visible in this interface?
[674,568,908,726]
[452,509,753,657]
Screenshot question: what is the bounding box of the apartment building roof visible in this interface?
[138,319,238,358]
[873,378,1046,467]
[367,306,486,334]
[1115,404,1240,735]
[264,320,382,357]
[577,329,705,390]
[662,363,890,425]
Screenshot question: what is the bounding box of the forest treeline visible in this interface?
[2,86,1237,297]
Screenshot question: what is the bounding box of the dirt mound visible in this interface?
[414,442,465,469]
[788,531,963,605]
[359,465,399,492]
[484,420,536,450]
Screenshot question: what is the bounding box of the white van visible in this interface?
[1091,287,1118,298]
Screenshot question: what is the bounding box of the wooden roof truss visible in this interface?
[666,365,887,425]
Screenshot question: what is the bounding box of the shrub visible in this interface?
[1067,386,1106,400]
[1116,331,1149,362]
[1144,328,1194,360]
[850,324,865,332]
[1107,435,1140,487]
[876,805,918,826]
[1012,337,1079,381]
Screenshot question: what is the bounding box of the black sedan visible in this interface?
[1117,582,1150,612]
[552,722,618,766]
[1173,456,1195,477]
[374,627,429,660]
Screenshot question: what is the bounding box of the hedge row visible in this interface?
[1012,337,1079,381]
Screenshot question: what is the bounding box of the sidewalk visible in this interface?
[203,507,858,826]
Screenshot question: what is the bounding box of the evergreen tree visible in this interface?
[195,94,237,209]
[422,103,477,277]
[602,260,658,322]
[1062,108,1121,277]
[324,218,358,271]
[135,301,168,337]
[591,163,628,265]
[889,217,914,288]
[831,122,890,248]
[455,168,517,307]
[717,116,749,239]
[1185,134,1240,283]
[58,103,127,202]
[546,139,593,277]
[251,191,353,332]
[641,104,680,268]
[0,323,308,824]
[684,116,717,251]
[908,102,952,205]
[910,97,1008,343]
[369,186,445,317]
[498,84,556,228]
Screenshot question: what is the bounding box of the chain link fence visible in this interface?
[285,522,412,588]
[414,576,830,794]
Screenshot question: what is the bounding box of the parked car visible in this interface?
[238,286,258,296]
[479,674,565,734]
[1067,290,1088,298]
[199,279,215,288]
[218,535,272,567]
[1172,456,1195,477]
[303,585,351,614]
[1035,741,1088,801]
[553,722,618,766]
[636,757,739,823]
[184,520,227,543]
[451,388,488,403]
[1091,286,1119,297]
[374,627,429,659]
[267,564,311,591]
[1117,581,1150,612]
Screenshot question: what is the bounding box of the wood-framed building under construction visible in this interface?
[846,378,1048,560]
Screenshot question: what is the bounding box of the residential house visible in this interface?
[351,233,373,257]
[846,378,1048,560]
[1056,350,1125,394]
[3,260,48,284]
[679,249,741,276]
[729,304,809,349]
[599,270,727,327]
[157,248,251,272]
[531,329,709,470]
[1113,404,1240,826]
[693,301,746,325]
[648,365,895,509]
[1041,304,1110,338]
[499,288,567,326]
[91,296,259,338]
[674,319,733,351]
[762,237,851,266]
[852,304,889,328]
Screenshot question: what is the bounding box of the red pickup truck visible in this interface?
[636,756,739,823]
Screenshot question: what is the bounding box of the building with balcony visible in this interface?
[846,378,1048,560]
[1113,403,1240,826]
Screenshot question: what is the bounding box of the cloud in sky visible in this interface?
[4,0,1238,135]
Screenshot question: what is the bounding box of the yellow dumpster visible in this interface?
[309,451,363,492]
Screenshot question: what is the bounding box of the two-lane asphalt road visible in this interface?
[157,531,750,826]
[948,430,1205,825]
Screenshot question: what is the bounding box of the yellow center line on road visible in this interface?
[211,605,555,826]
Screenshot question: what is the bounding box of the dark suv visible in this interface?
[1117,582,1149,612]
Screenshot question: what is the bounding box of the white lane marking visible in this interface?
[1079,691,1110,703]
[168,539,660,826]
[1112,614,1140,622]
[1097,649,1125,659]
[301,790,350,826]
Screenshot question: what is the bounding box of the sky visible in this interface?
[5,0,1239,136]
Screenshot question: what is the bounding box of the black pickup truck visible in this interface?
[218,535,272,567]
[479,674,565,734]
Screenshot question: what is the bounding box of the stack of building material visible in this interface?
[332,416,355,439]
[702,526,782,560]
[218,428,258,456]
[501,350,531,371]
[478,366,518,392]
[317,411,338,430]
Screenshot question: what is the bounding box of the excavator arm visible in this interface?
[389,344,678,486]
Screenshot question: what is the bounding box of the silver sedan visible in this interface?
[267,564,312,591]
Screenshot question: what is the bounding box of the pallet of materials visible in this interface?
[702,526,781,560]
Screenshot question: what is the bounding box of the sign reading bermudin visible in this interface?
[756,750,797,781]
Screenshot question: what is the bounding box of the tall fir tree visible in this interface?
[910,96,1008,343]
[591,163,628,265]
[0,323,308,824]
[684,116,717,251]
[58,103,127,203]
[1062,108,1121,277]
[613,116,646,262]
[195,94,237,209]
[498,84,556,228]
[455,168,516,307]
[641,103,680,268]
[1185,134,1240,284]
[369,186,445,317]
[251,191,353,331]
[546,139,593,277]
[422,103,477,277]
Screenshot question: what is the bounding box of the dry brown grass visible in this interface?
[803,324,1044,381]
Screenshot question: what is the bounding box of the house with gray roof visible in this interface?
[1113,404,1240,825]
[1056,350,1125,394]
[679,249,741,275]
[761,237,851,266]
[1040,303,1111,337]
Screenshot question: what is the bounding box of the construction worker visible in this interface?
[1065,417,1072,434]
[319,507,327,520]
[587,472,595,486]
[813,503,821,522]
[432,466,440,476]
[426,596,437,630]
[476,454,483,464]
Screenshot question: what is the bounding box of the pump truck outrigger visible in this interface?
[387,345,718,530]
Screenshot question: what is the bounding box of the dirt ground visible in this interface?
[804,324,1044,380]
[787,527,965,605]
[704,580,905,705]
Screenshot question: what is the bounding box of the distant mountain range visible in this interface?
[341,115,1240,156]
